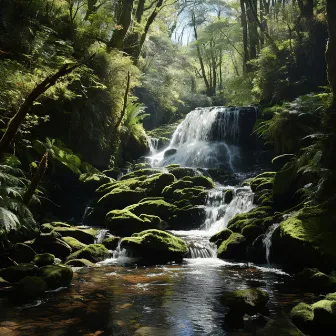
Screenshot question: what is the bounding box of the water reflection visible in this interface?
[0,260,308,336]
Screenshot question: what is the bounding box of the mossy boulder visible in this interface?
[312,299,336,331]
[67,244,109,263]
[65,259,96,267]
[33,253,55,267]
[79,173,112,192]
[162,180,194,198]
[102,236,119,250]
[224,189,234,203]
[120,168,163,180]
[121,229,188,263]
[249,172,276,192]
[41,222,71,233]
[37,265,73,290]
[53,227,97,244]
[0,264,37,283]
[33,235,72,259]
[61,237,86,252]
[9,243,36,264]
[258,318,305,336]
[15,276,47,300]
[167,167,199,179]
[217,232,247,260]
[272,207,336,271]
[170,187,208,206]
[181,175,215,189]
[169,205,206,230]
[222,288,269,316]
[126,199,177,221]
[164,148,177,158]
[105,209,165,236]
[290,302,314,333]
[210,229,233,247]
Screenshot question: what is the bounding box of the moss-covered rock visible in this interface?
[61,237,86,252]
[170,187,208,205]
[120,168,163,180]
[15,276,47,299]
[53,227,97,244]
[217,232,247,260]
[0,277,10,288]
[33,253,55,267]
[210,229,233,247]
[33,235,72,259]
[65,259,96,267]
[121,229,188,263]
[9,243,36,264]
[37,265,73,289]
[102,236,119,250]
[0,264,37,283]
[222,288,269,316]
[126,199,177,221]
[105,209,165,236]
[164,148,177,158]
[290,302,314,333]
[41,222,71,233]
[312,299,336,332]
[169,205,206,230]
[224,189,234,203]
[272,207,336,271]
[67,244,109,263]
[79,173,113,192]
[181,175,215,189]
[258,318,305,336]
[249,172,276,192]
[167,167,199,179]
[162,180,194,198]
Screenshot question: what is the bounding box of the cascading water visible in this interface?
[149,107,245,170]
[263,223,280,265]
[147,136,159,155]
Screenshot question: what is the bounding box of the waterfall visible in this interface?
[95,229,109,244]
[80,206,92,225]
[147,136,159,155]
[263,223,280,265]
[149,107,244,169]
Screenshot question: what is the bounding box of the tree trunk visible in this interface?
[108,0,135,50]
[23,152,48,205]
[0,61,86,154]
[115,72,131,128]
[240,0,249,74]
[326,0,336,108]
[246,0,258,60]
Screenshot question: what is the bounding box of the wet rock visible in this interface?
[0,264,37,283]
[33,253,55,267]
[312,299,336,332]
[67,244,109,263]
[15,276,47,299]
[61,237,86,252]
[170,205,206,230]
[65,259,96,267]
[290,302,314,333]
[167,167,199,179]
[37,265,73,289]
[258,317,305,336]
[121,229,188,263]
[52,227,97,244]
[217,232,247,260]
[222,288,269,316]
[33,236,72,260]
[164,148,177,158]
[210,228,233,247]
[102,236,120,250]
[9,243,36,264]
[224,189,234,203]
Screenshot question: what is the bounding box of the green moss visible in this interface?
[312,299,336,329]
[120,168,163,180]
[170,187,207,205]
[165,164,180,169]
[162,180,194,198]
[326,292,336,301]
[62,237,86,251]
[210,229,233,247]
[79,173,112,191]
[98,188,146,209]
[217,232,247,260]
[147,121,181,139]
[65,259,96,267]
[291,302,314,331]
[261,318,305,336]
[33,253,55,267]
[36,265,73,289]
[181,175,215,189]
[167,167,199,179]
[41,222,71,233]
[121,229,187,262]
[67,244,109,263]
[170,205,206,230]
[16,276,47,299]
[248,172,276,192]
[53,227,97,244]
[125,199,177,221]
[101,236,119,250]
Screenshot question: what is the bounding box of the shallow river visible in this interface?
[0,257,311,336]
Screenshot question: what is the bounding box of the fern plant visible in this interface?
[0,164,38,242]
[121,103,149,139]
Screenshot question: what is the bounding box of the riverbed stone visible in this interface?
[33,253,55,267]
[258,317,305,336]
[15,276,47,299]
[169,205,206,230]
[181,175,215,189]
[65,258,96,267]
[164,148,177,158]
[102,236,119,250]
[0,264,37,283]
[121,229,188,263]
[67,244,109,263]
[37,265,73,289]
[53,227,97,244]
[210,229,233,247]
[33,236,72,259]
[217,232,247,260]
[9,243,36,264]
[105,209,164,236]
[290,302,314,333]
[119,168,163,180]
[62,237,87,252]
[167,167,199,179]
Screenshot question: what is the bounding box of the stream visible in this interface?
[0,106,310,335]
